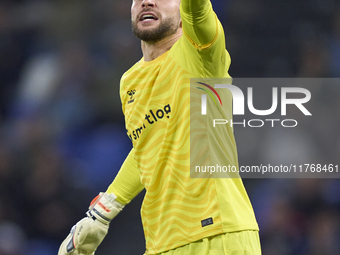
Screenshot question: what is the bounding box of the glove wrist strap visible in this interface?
[87,192,124,225]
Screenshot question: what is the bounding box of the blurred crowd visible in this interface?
[0,0,339,254]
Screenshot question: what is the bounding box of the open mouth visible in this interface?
[139,12,159,21]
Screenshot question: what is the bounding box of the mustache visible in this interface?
[137,8,161,20]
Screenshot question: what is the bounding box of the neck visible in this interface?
[141,29,182,62]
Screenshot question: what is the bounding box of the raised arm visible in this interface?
[180,0,220,49]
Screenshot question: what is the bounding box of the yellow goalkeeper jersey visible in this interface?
[115,1,258,254]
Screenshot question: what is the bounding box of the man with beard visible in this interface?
[58,0,261,254]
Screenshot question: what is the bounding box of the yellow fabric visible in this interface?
[107,149,144,205]
[180,1,218,49]
[145,231,261,255]
[108,0,259,254]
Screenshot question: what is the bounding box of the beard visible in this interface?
[132,15,179,43]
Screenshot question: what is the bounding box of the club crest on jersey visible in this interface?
[127,89,136,104]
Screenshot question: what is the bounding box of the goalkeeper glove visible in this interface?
[58,192,124,255]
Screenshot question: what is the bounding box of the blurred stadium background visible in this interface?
[0,0,339,254]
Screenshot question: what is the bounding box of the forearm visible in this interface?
[180,0,218,48]
[181,0,211,16]
[106,148,144,205]
[59,149,141,254]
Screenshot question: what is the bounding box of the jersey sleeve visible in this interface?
[180,0,219,50]
[173,0,230,78]
[106,148,144,205]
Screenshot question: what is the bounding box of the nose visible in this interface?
[142,0,155,8]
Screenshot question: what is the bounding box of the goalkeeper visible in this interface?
[59,0,261,254]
